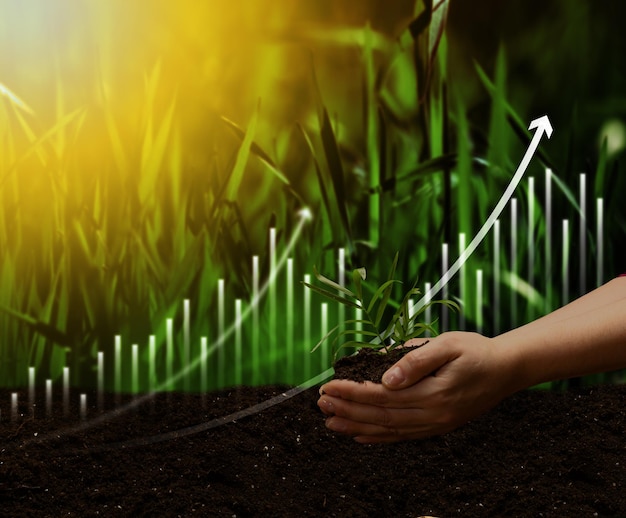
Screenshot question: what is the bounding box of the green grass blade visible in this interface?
[319,107,353,247]
[225,102,259,201]
[0,304,73,348]
[302,282,361,310]
[1,108,85,186]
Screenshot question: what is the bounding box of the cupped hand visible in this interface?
[317,332,522,443]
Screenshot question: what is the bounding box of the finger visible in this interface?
[325,415,415,437]
[319,395,430,427]
[382,338,459,390]
[318,379,420,408]
[325,416,443,442]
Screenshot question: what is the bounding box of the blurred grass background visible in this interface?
[1,0,625,391]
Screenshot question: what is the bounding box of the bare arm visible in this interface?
[317,277,626,443]
[508,275,626,328]
[497,276,626,390]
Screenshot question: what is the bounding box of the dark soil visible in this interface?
[1,348,625,517]
[331,343,429,382]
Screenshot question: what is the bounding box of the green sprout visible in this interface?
[303,252,460,360]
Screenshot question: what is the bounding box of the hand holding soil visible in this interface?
[319,276,626,444]
[318,332,519,443]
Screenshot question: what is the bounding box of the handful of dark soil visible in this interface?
[331,342,427,383]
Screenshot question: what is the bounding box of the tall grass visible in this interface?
[1,0,624,392]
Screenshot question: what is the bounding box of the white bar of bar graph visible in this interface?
[493,220,501,335]
[338,248,346,348]
[321,303,328,370]
[304,274,311,377]
[115,335,122,396]
[579,174,586,296]
[287,259,294,377]
[424,282,432,337]
[235,299,243,386]
[97,351,104,411]
[201,336,208,393]
[459,233,466,331]
[269,229,277,350]
[545,169,552,313]
[184,299,190,391]
[597,198,604,287]
[63,367,70,416]
[441,243,449,332]
[28,366,35,411]
[511,199,518,326]
[528,177,535,288]
[562,219,570,305]
[149,335,156,392]
[338,248,345,287]
[132,344,139,395]
[166,318,174,391]
[46,379,52,416]
[218,279,225,388]
[252,256,260,382]
[476,270,484,335]
[80,394,87,420]
[11,393,18,422]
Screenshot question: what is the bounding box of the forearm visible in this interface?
[514,276,626,327]
[494,277,626,390]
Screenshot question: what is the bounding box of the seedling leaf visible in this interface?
[313,265,357,298]
[304,253,460,362]
[302,282,361,310]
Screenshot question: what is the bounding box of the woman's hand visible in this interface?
[317,332,521,443]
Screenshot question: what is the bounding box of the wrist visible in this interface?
[492,333,537,393]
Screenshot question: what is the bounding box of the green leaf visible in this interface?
[225,102,259,201]
[298,124,338,247]
[320,107,353,245]
[222,115,290,185]
[366,279,401,316]
[335,328,380,340]
[310,323,340,353]
[393,318,405,341]
[427,1,450,79]
[295,26,391,50]
[313,265,357,298]
[374,253,399,326]
[352,267,366,301]
[302,282,362,310]
[403,323,437,342]
[0,304,73,347]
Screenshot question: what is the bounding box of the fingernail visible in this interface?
[382,366,405,387]
[319,385,339,397]
[319,398,334,412]
[326,418,345,432]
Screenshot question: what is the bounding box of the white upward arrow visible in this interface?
[414,115,553,312]
[302,116,553,388]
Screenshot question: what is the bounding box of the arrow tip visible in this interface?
[528,115,553,139]
[298,207,313,221]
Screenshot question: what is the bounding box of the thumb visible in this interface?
[381,339,454,389]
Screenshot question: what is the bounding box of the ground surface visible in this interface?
[1,355,625,517]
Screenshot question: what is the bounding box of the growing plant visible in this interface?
[304,252,460,361]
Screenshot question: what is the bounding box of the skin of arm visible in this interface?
[317,276,626,443]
